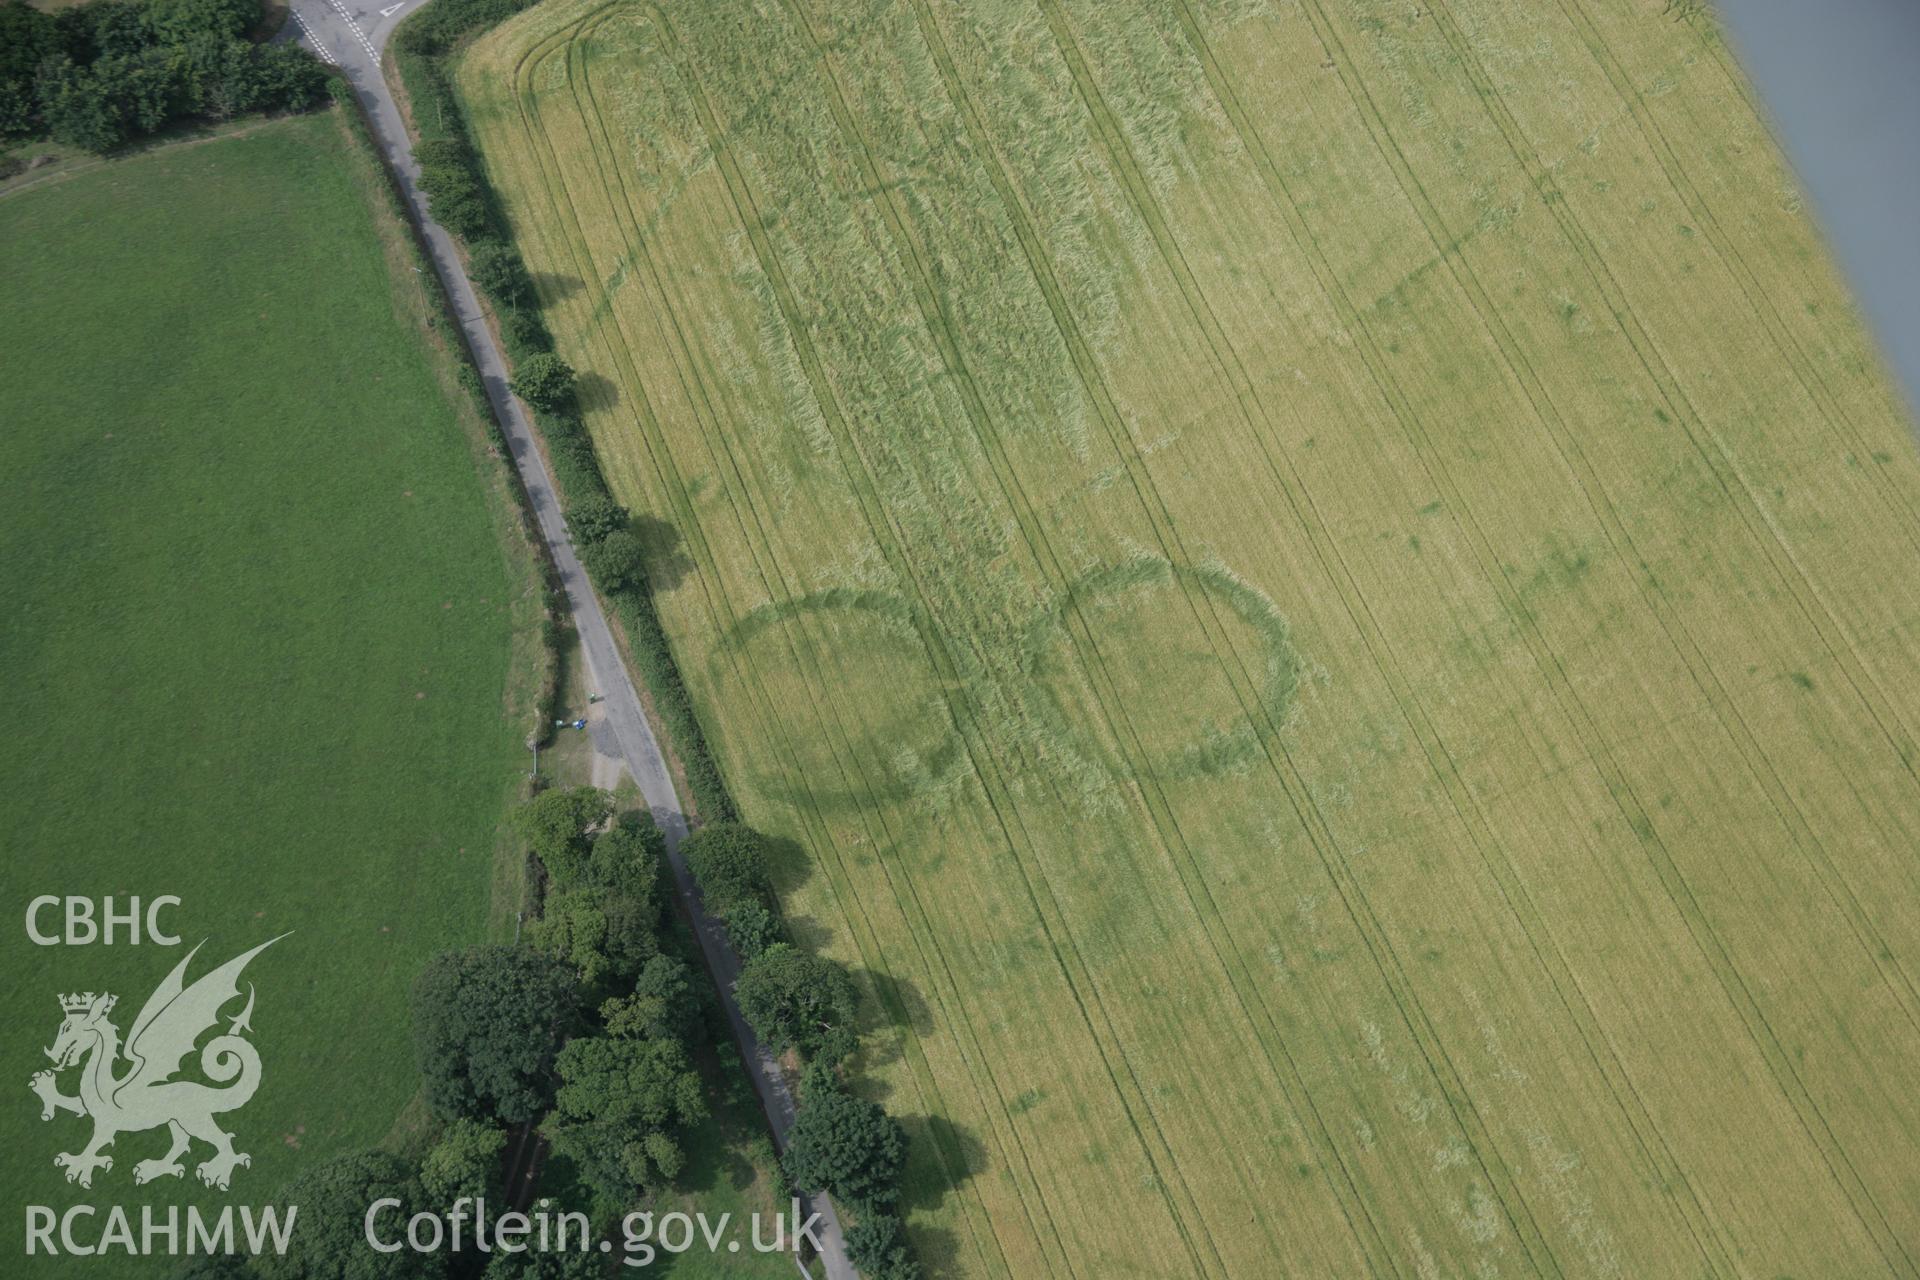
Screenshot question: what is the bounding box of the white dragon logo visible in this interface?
[28,937,284,1191]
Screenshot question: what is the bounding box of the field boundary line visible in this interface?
[503,23,1009,1268]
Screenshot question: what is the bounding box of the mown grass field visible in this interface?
[0,110,540,1263]
[458,1,1920,1275]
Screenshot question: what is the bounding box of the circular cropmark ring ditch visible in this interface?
[1016,556,1299,785]
[712,588,968,814]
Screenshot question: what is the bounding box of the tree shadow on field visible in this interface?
[632,513,696,592]
[907,1223,965,1280]
[781,911,835,959]
[908,1114,989,1199]
[897,1112,989,1276]
[766,832,835,954]
[860,967,935,1039]
[846,970,936,1092]
[757,830,810,893]
[573,369,621,414]
[532,271,584,303]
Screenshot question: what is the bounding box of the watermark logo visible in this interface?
[365,1198,827,1269]
[29,936,285,1192]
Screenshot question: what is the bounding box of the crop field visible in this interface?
[458,0,1920,1275]
[0,112,537,1262]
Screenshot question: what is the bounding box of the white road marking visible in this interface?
[288,8,337,64]
[323,0,380,61]
[378,1,408,16]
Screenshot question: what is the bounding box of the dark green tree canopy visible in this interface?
[467,239,531,312]
[782,1086,908,1209]
[2,0,326,151]
[734,942,858,1059]
[511,785,612,887]
[418,1117,507,1208]
[525,805,667,992]
[564,493,628,546]
[168,1255,250,1280]
[546,1033,706,1212]
[720,897,780,960]
[257,1151,444,1280]
[601,954,701,1044]
[411,944,579,1125]
[415,138,489,239]
[509,351,575,412]
[530,885,659,989]
[502,306,549,354]
[0,5,61,87]
[578,528,646,593]
[846,1212,924,1280]
[145,0,256,43]
[584,811,665,898]
[682,821,772,916]
[481,1246,605,1279]
[481,1248,606,1279]
[68,1,152,58]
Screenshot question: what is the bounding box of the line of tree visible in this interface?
[190,1131,599,1279]
[505,787,710,1218]
[681,821,924,1280]
[416,121,734,819]
[198,790,718,1280]
[790,1066,916,1280]
[1,0,327,154]
[387,0,924,1271]
[388,0,735,822]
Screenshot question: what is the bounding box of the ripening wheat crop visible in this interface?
[458,0,1920,1273]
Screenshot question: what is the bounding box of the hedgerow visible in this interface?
[389,5,914,1267]
[391,0,735,821]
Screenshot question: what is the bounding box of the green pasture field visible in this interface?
[458,1,1920,1275]
[0,110,544,1264]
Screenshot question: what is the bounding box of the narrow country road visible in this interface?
[286,4,856,1275]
